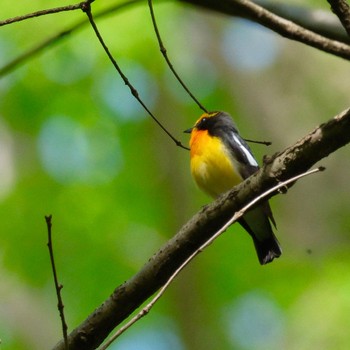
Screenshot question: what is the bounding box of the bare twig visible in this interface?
[327,0,350,37]
[82,1,189,150]
[148,0,208,113]
[45,215,69,350]
[0,1,141,77]
[149,0,272,146]
[99,166,324,350]
[243,138,271,146]
[0,3,81,26]
[181,0,350,60]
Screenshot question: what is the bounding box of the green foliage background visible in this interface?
[1,1,350,349]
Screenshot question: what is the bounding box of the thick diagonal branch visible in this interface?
[52,107,350,350]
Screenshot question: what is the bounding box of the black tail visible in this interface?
[251,234,282,265]
[239,206,282,265]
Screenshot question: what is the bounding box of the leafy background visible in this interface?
[1,1,350,349]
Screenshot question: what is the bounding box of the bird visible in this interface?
[184,111,281,265]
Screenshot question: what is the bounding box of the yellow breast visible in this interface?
[190,130,243,198]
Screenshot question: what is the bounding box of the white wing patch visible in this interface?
[232,133,258,167]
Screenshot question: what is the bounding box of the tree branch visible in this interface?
[180,0,350,60]
[260,1,349,44]
[52,107,350,350]
[327,0,350,37]
[99,167,323,350]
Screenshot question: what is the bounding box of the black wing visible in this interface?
[221,126,259,179]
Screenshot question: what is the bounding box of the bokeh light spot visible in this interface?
[223,291,285,349]
[38,115,123,184]
[222,19,280,71]
[111,321,184,350]
[164,55,218,103]
[95,60,158,122]
[40,37,97,85]
[0,119,16,201]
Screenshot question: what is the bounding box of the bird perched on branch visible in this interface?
[184,111,281,265]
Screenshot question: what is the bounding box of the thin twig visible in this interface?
[0,1,141,77]
[148,0,208,113]
[149,0,274,147]
[45,215,69,350]
[327,0,350,37]
[149,1,272,146]
[99,166,324,350]
[0,3,81,26]
[82,1,189,150]
[243,138,272,146]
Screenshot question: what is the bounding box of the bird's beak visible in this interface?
[184,127,193,134]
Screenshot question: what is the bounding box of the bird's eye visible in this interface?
[197,117,207,129]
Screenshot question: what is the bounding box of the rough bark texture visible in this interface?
[327,0,350,37]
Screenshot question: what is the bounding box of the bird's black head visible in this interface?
[188,111,238,136]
